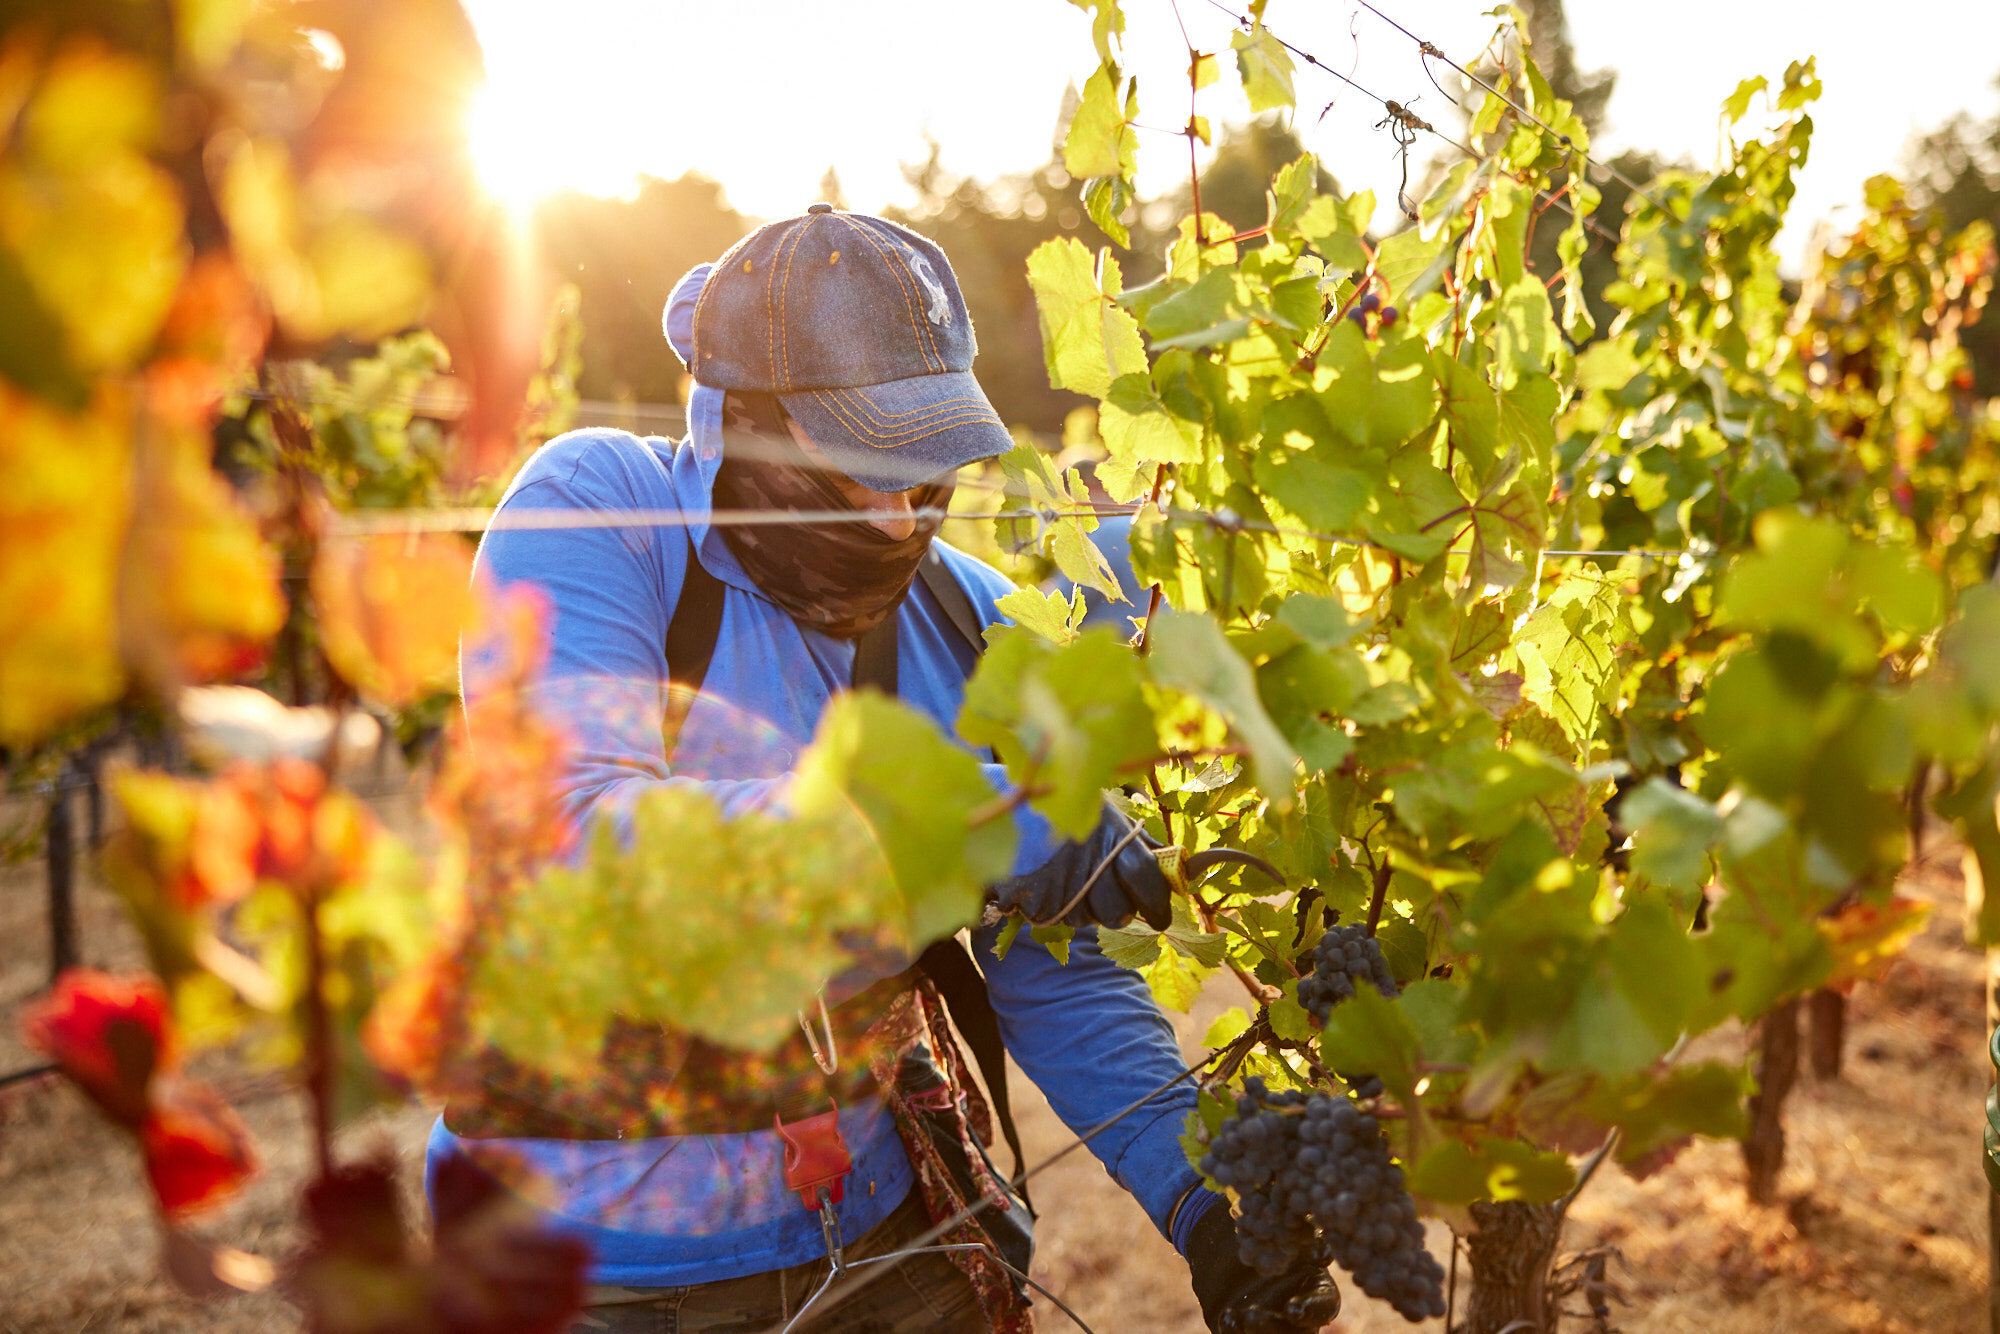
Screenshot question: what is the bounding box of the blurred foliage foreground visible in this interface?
[4,0,2000,1331]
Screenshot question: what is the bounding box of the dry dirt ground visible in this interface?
[0,772,1991,1334]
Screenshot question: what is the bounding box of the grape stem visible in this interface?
[1198,895,1280,1002]
[1365,856,1392,936]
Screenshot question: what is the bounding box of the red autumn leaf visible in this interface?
[186,774,263,906]
[249,757,329,883]
[291,1154,587,1334]
[22,968,261,1220]
[141,1078,261,1220]
[20,968,173,1128]
[188,756,376,904]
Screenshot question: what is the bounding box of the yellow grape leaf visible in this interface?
[0,41,184,375]
[0,151,185,373]
[304,216,431,343]
[122,426,284,690]
[20,40,158,169]
[0,385,131,744]
[313,532,478,706]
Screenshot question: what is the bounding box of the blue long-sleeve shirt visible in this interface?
[426,420,1209,1285]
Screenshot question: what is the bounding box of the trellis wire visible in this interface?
[324,497,1680,564]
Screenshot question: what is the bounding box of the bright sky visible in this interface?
[464,0,2000,266]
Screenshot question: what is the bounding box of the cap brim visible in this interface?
[778,371,1012,492]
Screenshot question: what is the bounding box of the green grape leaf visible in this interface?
[1493,276,1560,387]
[1436,354,1502,478]
[1081,174,1133,248]
[1144,942,1210,1011]
[1294,193,1372,272]
[1268,993,1315,1042]
[1313,322,1440,453]
[1063,65,1135,181]
[1102,894,1228,970]
[1573,337,1639,395]
[1027,237,1147,400]
[1267,153,1321,233]
[1277,596,1363,651]
[1257,644,1363,774]
[1722,75,1768,123]
[1317,983,1422,1108]
[465,785,894,1070]
[792,692,1015,947]
[1067,0,1126,63]
[1373,227,1446,306]
[1586,1062,1752,1171]
[1147,609,1300,809]
[1514,575,1627,752]
[1374,915,1430,986]
[1030,922,1074,965]
[959,626,1157,838]
[1144,267,1248,344]
[1231,26,1295,113]
[1406,1136,1576,1206]
[1621,778,1721,892]
[1252,393,1381,533]
[1102,373,1202,464]
[996,585,1088,645]
[1497,373,1561,477]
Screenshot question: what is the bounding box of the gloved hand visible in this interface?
[1185,1194,1342,1334]
[989,805,1172,930]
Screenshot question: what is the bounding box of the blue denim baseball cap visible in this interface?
[682,206,1012,492]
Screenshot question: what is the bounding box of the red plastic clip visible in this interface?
[775,1108,853,1210]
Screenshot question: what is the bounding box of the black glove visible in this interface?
[989,805,1172,930]
[1185,1194,1342,1334]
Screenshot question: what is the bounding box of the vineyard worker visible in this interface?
[431,206,1341,1334]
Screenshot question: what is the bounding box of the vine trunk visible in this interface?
[1457,1200,1564,1334]
[1742,995,1802,1204]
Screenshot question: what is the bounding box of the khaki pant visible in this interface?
[570,1190,987,1333]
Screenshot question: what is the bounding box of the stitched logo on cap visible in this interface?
[906,251,953,327]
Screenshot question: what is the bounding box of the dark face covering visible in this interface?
[713,393,954,640]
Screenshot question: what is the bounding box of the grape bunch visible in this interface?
[1345,290,1400,337]
[1297,923,1400,1023]
[1200,1078,1447,1322]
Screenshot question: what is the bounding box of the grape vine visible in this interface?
[4,2,1998,1333]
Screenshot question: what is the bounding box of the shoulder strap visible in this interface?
[917,547,989,658]
[665,535,727,696]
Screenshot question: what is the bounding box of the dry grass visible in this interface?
[0,774,1990,1333]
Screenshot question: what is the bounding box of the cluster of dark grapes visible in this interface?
[1345,289,1399,337]
[1297,923,1400,1023]
[1200,1078,1447,1322]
